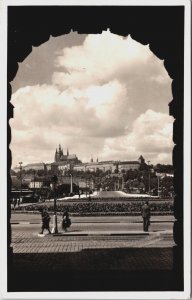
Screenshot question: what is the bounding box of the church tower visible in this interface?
[138,155,145,164]
[55,144,64,162]
[58,144,63,160]
[54,148,60,162]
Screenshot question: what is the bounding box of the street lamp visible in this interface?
[88,176,91,200]
[51,175,58,234]
[147,160,151,194]
[118,178,120,190]
[122,176,124,190]
[157,175,160,197]
[85,178,87,198]
[69,173,73,195]
[19,162,23,204]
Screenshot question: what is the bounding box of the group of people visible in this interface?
[39,207,71,234]
[39,201,151,234]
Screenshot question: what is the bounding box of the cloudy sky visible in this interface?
[10,30,174,168]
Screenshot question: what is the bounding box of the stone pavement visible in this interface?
[9,230,181,292]
[11,229,175,275]
[12,247,174,272]
[12,229,175,254]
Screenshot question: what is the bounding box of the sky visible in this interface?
[10,30,174,168]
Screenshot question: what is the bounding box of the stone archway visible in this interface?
[7,5,184,290]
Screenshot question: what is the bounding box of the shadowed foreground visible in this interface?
[8,247,183,292]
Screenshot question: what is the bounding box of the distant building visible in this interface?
[13,163,45,172]
[29,180,44,189]
[73,163,87,172]
[73,161,116,173]
[29,177,50,189]
[49,161,71,174]
[13,146,146,176]
[118,161,140,172]
[54,144,81,165]
[45,163,52,171]
[73,156,145,173]
[138,155,145,164]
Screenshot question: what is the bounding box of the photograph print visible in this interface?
[2,2,190,298]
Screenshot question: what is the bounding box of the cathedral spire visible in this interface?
[67,148,69,156]
[54,148,58,162]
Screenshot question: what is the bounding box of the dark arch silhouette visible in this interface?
[7,6,184,291]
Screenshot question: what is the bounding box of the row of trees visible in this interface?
[11,163,174,198]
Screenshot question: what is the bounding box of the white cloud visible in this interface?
[10,31,173,166]
[53,32,168,90]
[99,110,174,164]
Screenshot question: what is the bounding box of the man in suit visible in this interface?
[141,201,151,232]
[39,209,51,234]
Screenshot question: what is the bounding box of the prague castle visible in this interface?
[14,144,146,174]
[54,144,80,164]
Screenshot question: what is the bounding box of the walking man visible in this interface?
[39,209,51,234]
[141,201,151,232]
[13,198,17,210]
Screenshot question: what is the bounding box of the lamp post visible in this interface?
[51,175,58,234]
[88,176,91,200]
[85,178,87,198]
[157,175,160,197]
[19,162,23,204]
[122,176,124,190]
[70,173,73,195]
[147,160,151,194]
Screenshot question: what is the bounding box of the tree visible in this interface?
[154,164,173,174]
[139,163,148,171]
[37,169,45,176]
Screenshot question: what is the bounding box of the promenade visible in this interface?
[8,213,182,292]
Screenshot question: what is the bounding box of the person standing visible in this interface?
[141,201,151,232]
[39,209,51,234]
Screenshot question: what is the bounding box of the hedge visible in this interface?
[14,201,173,216]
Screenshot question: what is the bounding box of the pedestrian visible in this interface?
[62,207,71,232]
[13,198,17,210]
[141,201,151,232]
[39,209,51,234]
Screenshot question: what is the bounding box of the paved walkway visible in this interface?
[12,230,174,268]
[10,229,178,291]
[12,229,175,254]
[10,215,176,283]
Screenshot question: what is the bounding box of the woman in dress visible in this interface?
[62,207,71,232]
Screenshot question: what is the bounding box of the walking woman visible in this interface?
[62,207,71,232]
